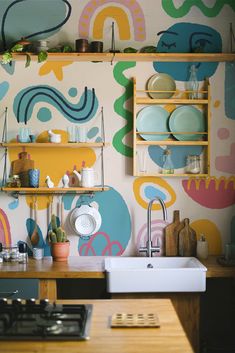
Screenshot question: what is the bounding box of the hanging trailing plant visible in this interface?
[1,39,48,68]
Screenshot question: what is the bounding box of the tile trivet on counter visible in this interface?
[111,313,160,328]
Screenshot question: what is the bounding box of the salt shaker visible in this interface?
[18,243,28,264]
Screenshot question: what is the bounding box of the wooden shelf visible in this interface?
[7,52,235,63]
[1,186,109,194]
[1,142,106,148]
[136,98,208,105]
[134,173,208,177]
[136,140,208,146]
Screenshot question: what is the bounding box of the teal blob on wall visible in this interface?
[145,185,167,202]
[149,145,204,169]
[225,63,235,120]
[154,23,222,81]
[68,87,78,97]
[77,187,131,256]
[0,0,71,49]
[37,107,52,122]
[0,62,15,75]
[0,81,9,100]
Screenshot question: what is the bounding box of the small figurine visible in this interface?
[45,175,54,188]
[62,174,69,188]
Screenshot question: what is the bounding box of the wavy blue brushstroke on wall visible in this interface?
[13,85,98,124]
[0,81,9,100]
[154,23,222,81]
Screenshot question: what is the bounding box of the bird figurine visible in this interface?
[45,175,54,188]
[62,174,70,188]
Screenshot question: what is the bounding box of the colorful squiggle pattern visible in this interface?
[39,61,73,81]
[79,232,124,256]
[162,0,235,18]
[79,0,146,41]
[133,178,176,210]
[137,220,169,257]
[0,208,11,246]
[13,85,98,124]
[182,177,235,209]
[215,143,235,174]
[113,62,136,157]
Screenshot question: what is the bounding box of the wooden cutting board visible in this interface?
[164,210,180,256]
[11,152,34,176]
[178,218,197,256]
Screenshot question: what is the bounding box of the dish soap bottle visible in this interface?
[188,64,199,99]
[162,148,174,174]
[196,234,208,260]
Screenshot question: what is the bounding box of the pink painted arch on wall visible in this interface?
[78,0,146,41]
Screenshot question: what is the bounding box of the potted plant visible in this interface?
[48,214,70,262]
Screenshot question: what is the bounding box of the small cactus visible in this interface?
[48,214,67,243]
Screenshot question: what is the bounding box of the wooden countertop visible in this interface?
[0,256,234,279]
[0,299,193,353]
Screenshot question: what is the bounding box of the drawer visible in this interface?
[0,279,38,299]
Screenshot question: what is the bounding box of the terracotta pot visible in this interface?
[51,241,70,262]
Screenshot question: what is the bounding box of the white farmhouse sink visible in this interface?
[105,257,207,293]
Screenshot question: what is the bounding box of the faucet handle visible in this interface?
[139,246,148,254]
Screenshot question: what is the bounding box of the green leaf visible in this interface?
[37,50,48,63]
[1,51,13,64]
[25,53,31,68]
[11,44,24,52]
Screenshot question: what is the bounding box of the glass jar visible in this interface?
[162,148,174,174]
[186,155,201,174]
[11,175,21,187]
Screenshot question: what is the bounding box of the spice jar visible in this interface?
[186,155,201,174]
[11,175,21,187]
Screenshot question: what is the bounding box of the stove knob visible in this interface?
[12,298,22,306]
[26,298,36,305]
[40,299,50,307]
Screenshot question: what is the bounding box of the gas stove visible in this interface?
[0,299,92,340]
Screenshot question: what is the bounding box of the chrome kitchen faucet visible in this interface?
[139,197,167,257]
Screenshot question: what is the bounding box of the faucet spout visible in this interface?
[139,197,167,257]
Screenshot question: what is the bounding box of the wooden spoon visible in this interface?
[31,198,39,246]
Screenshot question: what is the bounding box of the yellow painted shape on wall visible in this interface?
[39,61,73,81]
[133,177,176,210]
[191,219,222,255]
[93,7,130,40]
[8,130,96,210]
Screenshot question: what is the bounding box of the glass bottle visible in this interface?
[162,148,174,174]
[188,64,199,99]
[186,155,201,174]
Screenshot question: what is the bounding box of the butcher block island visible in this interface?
[0,299,193,353]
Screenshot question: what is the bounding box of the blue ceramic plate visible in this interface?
[169,106,205,141]
[137,106,170,141]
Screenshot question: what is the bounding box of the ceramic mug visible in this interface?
[33,247,44,260]
[81,168,96,188]
[28,169,40,188]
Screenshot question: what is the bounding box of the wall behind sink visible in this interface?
[0,0,234,256]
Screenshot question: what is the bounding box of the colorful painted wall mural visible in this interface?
[0,0,234,256]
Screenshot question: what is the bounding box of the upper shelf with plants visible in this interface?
[5,52,235,63]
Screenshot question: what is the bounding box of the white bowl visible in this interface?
[70,205,102,236]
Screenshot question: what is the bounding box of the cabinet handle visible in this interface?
[0,290,19,297]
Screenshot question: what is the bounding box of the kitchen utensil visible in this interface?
[178,218,197,256]
[32,247,44,260]
[164,210,180,256]
[169,106,205,141]
[31,199,39,246]
[48,130,61,143]
[73,168,96,188]
[136,106,170,141]
[70,204,101,236]
[11,152,34,176]
[147,73,176,99]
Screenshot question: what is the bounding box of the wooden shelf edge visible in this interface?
[4,52,235,63]
[134,173,208,177]
[136,140,208,146]
[1,187,109,194]
[136,98,208,104]
[1,142,107,148]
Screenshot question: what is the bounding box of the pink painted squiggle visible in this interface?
[79,231,124,256]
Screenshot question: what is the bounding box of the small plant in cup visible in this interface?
[48,214,70,262]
